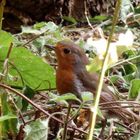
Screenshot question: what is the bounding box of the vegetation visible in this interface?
[0,0,140,139]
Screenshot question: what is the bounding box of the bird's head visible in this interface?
[55,40,89,69]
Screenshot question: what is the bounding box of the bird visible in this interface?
[54,40,139,123]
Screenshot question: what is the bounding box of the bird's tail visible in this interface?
[100,91,140,123]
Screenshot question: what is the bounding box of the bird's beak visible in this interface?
[44,45,55,50]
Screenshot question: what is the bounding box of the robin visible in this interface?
[55,40,139,122]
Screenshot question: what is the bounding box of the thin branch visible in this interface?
[0,83,88,135]
[62,104,71,140]
[100,105,140,110]
[0,43,13,81]
[0,0,6,29]
[8,61,25,86]
[7,89,26,125]
[109,55,140,69]
[114,121,135,133]
[84,1,94,30]
[99,101,140,106]
[22,30,48,47]
[108,120,114,140]
[0,83,63,123]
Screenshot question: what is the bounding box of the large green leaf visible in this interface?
[0,30,13,48]
[0,46,56,90]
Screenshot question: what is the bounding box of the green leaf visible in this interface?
[44,22,59,32]
[135,7,140,13]
[0,46,56,90]
[128,79,140,99]
[21,26,41,34]
[21,22,63,47]
[33,22,47,29]
[89,15,108,22]
[87,56,103,72]
[110,75,121,83]
[97,108,104,119]
[62,16,77,24]
[0,30,13,48]
[123,62,137,83]
[124,64,137,75]
[32,37,46,51]
[110,75,129,88]
[0,93,17,138]
[123,50,136,59]
[22,22,59,34]
[22,85,36,111]
[24,119,49,140]
[82,92,103,119]
[49,92,81,105]
[81,91,94,102]
[0,115,17,122]
[124,75,135,84]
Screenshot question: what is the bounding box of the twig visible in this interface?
[0,43,13,81]
[0,83,88,135]
[84,1,104,38]
[99,100,140,106]
[10,85,56,91]
[68,103,84,122]
[84,1,94,30]
[8,61,25,86]
[114,121,135,133]
[6,89,26,125]
[0,0,6,29]
[100,105,140,110]
[97,19,112,28]
[62,104,71,140]
[0,83,63,123]
[22,30,48,47]
[109,55,140,69]
[6,43,13,58]
[108,120,114,140]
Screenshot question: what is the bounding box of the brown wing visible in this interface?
[78,71,139,122]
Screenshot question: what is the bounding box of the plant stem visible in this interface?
[88,0,121,139]
[0,0,6,29]
[62,103,71,140]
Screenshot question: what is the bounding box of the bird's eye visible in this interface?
[63,48,71,54]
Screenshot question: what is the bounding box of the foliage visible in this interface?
[129,79,140,99]
[0,1,140,139]
[0,30,55,90]
[24,119,49,140]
